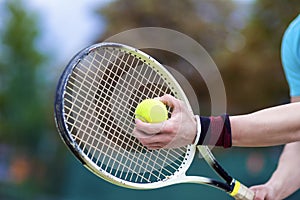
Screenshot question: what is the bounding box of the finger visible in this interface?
[159,94,179,108]
[132,128,155,139]
[135,119,166,135]
[133,132,163,150]
[159,94,184,116]
[145,143,163,150]
[138,134,166,146]
[249,185,267,200]
[252,190,266,200]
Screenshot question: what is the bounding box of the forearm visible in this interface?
[264,142,300,199]
[231,102,300,147]
[267,98,300,198]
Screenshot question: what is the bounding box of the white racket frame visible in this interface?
[55,42,254,200]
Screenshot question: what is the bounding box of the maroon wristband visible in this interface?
[197,114,232,148]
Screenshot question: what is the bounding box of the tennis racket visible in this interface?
[54,42,254,200]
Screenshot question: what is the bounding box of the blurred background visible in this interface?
[0,0,299,199]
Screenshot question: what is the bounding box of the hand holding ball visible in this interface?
[135,99,168,123]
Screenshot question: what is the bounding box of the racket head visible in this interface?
[54,42,197,189]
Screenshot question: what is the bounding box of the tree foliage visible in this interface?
[99,0,235,52]
[97,0,300,114]
[221,0,300,113]
[0,0,47,148]
[97,0,239,114]
[0,0,64,198]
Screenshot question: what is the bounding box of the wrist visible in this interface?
[263,180,281,199]
[197,114,232,148]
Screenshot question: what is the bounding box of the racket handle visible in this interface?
[231,181,254,200]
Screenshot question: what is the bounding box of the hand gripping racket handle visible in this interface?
[230,181,254,200]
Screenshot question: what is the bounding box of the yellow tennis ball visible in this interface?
[135,99,168,123]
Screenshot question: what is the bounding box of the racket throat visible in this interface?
[175,176,231,192]
[211,161,233,184]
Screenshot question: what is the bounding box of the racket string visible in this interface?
[68,51,153,152]
[68,53,110,154]
[64,47,189,183]
[78,52,109,154]
[67,69,183,172]
[96,50,150,175]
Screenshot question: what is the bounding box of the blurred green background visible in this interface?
[0,0,299,199]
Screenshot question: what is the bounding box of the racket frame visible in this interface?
[54,42,253,199]
[54,42,197,189]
